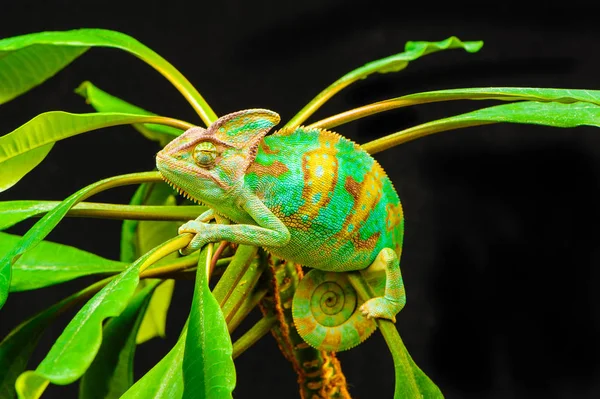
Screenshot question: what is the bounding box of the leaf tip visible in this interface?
[15,371,49,399]
[464,40,484,53]
[74,81,92,102]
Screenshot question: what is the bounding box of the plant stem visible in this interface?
[361,118,495,155]
[308,87,599,130]
[140,257,232,280]
[138,234,194,273]
[227,287,268,333]
[232,315,277,359]
[308,93,465,129]
[284,39,481,129]
[221,255,267,324]
[139,255,197,279]
[109,29,219,125]
[259,255,351,398]
[8,201,205,221]
[212,245,259,305]
[209,241,229,275]
[139,116,195,131]
[68,203,203,220]
[83,171,164,195]
[306,90,518,130]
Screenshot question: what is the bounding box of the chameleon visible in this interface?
[155,108,406,351]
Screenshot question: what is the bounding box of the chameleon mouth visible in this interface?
[160,176,205,206]
[160,175,232,221]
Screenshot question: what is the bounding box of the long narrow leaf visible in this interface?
[0,171,162,310]
[79,281,159,399]
[0,279,107,399]
[403,87,600,105]
[76,81,183,145]
[0,29,217,124]
[347,273,443,398]
[0,232,125,292]
[0,43,87,105]
[0,202,57,231]
[0,111,185,192]
[131,183,180,344]
[183,248,235,399]
[121,326,187,399]
[285,36,483,128]
[312,87,600,129]
[14,235,183,398]
[363,101,600,154]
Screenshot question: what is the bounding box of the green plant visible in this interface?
[1,29,599,398]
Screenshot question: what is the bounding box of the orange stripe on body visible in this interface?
[339,164,384,251]
[385,202,403,232]
[296,134,340,221]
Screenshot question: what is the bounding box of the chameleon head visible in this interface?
[156,109,280,206]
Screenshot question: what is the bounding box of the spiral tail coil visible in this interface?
[292,269,377,352]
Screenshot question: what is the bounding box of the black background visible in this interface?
[2,1,600,398]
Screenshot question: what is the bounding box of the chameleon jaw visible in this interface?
[160,176,205,205]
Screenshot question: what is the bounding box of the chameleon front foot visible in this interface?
[178,220,207,255]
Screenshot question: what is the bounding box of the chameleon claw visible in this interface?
[359,298,399,323]
[179,231,207,255]
[178,220,204,235]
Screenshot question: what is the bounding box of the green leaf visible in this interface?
[136,280,175,344]
[285,36,482,128]
[120,184,151,263]
[451,100,600,127]
[0,171,161,312]
[402,86,600,106]
[0,201,57,231]
[14,236,168,398]
[0,42,87,105]
[364,101,600,154]
[1,145,54,194]
[183,249,235,399]
[0,279,106,399]
[119,182,180,344]
[0,29,217,124]
[380,320,444,399]
[0,111,170,192]
[79,281,159,399]
[75,81,183,146]
[314,87,600,130]
[121,326,186,399]
[0,232,125,292]
[355,36,482,76]
[346,273,443,398]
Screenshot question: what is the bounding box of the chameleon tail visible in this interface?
[292,270,377,351]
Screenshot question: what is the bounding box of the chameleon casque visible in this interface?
[156,108,406,351]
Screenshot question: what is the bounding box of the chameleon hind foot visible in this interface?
[359,297,403,322]
[359,247,406,322]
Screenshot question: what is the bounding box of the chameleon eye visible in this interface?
[193,141,218,167]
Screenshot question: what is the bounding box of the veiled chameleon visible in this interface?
[156,108,406,351]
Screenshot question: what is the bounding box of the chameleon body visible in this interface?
[156,109,406,351]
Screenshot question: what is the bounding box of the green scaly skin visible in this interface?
[156,109,406,351]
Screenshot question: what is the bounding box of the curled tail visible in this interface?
[292,269,378,351]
